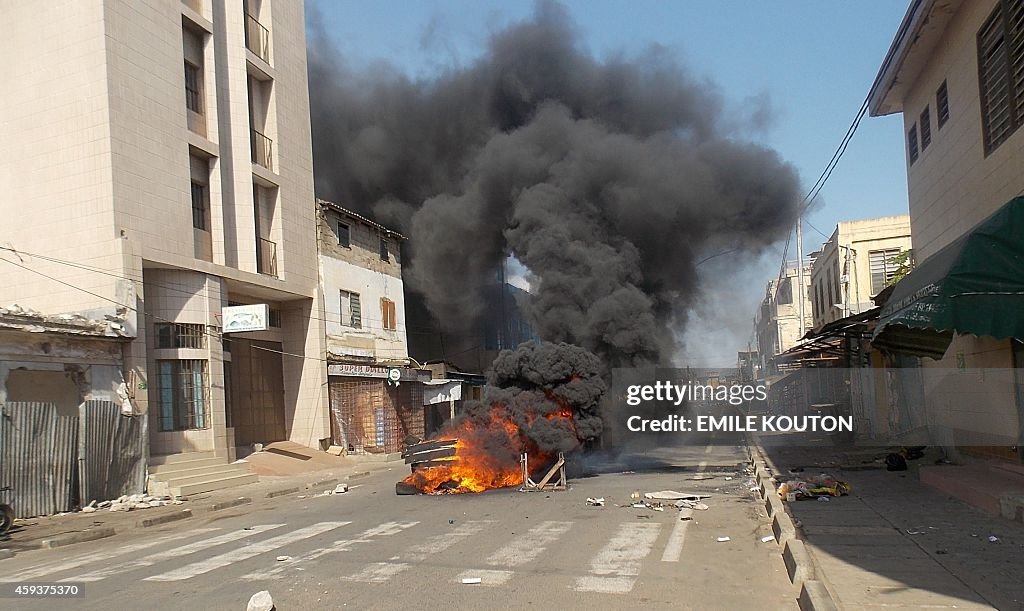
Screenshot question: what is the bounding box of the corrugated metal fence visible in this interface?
[78,400,147,505]
[0,402,78,518]
[0,400,146,518]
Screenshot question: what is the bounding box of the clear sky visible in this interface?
[308,0,913,366]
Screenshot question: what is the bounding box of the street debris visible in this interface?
[817,496,830,502]
[104,494,175,512]
[717,536,731,542]
[247,590,274,611]
[690,474,715,480]
[334,483,349,494]
[644,490,710,501]
[777,473,851,500]
[761,535,775,543]
[461,577,482,584]
[276,555,291,561]
[586,497,605,506]
[988,535,1000,543]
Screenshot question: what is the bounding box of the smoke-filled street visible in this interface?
[0,443,796,610]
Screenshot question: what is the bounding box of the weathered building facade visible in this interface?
[317,200,428,454]
[868,0,1024,462]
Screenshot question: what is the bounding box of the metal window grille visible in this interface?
[268,308,282,328]
[157,359,209,431]
[869,248,902,294]
[341,290,361,328]
[337,222,351,247]
[190,181,207,230]
[184,61,202,113]
[907,124,919,164]
[936,80,950,128]
[155,323,206,349]
[977,0,1023,155]
[919,106,931,150]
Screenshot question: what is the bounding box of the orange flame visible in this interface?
[401,403,577,494]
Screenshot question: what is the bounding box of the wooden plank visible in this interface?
[404,447,457,464]
[401,439,458,458]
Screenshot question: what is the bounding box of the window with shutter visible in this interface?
[869,248,902,295]
[977,0,1024,155]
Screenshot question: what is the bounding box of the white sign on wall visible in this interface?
[222,304,269,333]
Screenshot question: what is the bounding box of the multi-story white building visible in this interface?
[2,0,327,492]
[754,258,814,375]
[809,215,912,329]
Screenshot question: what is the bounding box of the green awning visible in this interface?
[872,196,1024,359]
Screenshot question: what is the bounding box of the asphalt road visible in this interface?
[0,442,797,610]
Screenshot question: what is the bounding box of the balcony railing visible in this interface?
[256,237,277,277]
[244,13,270,64]
[251,129,273,171]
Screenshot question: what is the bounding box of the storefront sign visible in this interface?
[222,304,269,333]
[329,363,421,381]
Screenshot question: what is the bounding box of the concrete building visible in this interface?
[2,0,327,493]
[810,215,912,329]
[868,0,1024,463]
[317,200,429,455]
[754,258,814,376]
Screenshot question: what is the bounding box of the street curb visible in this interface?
[309,478,339,489]
[0,548,14,560]
[798,580,839,611]
[39,526,116,549]
[139,509,193,528]
[783,539,815,584]
[209,497,252,512]
[346,471,371,480]
[749,438,840,611]
[266,486,301,499]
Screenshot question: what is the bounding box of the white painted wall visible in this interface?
[322,256,409,362]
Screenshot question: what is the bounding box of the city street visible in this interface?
[0,444,797,610]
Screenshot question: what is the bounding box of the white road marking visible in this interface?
[340,519,494,584]
[574,522,661,594]
[3,528,219,582]
[485,521,573,567]
[454,569,514,586]
[66,524,286,582]
[145,521,350,581]
[661,509,694,562]
[241,521,419,581]
[405,520,493,562]
[343,562,410,583]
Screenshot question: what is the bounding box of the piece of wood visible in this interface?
[401,438,458,458]
[403,447,457,464]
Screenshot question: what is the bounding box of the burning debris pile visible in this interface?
[399,341,605,494]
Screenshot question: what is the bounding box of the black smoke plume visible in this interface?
[308,0,801,367]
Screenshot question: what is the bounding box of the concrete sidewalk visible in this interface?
[757,439,1024,610]
[0,454,400,557]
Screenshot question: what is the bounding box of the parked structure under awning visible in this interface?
[872,196,1024,359]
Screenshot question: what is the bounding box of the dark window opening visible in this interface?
[937,80,950,128]
[184,61,202,113]
[156,323,206,349]
[157,359,208,431]
[920,106,932,150]
[379,237,389,262]
[337,222,350,248]
[977,0,1023,155]
[907,124,919,164]
[190,181,207,230]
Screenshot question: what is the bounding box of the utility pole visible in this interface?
[795,216,806,338]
